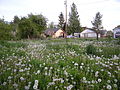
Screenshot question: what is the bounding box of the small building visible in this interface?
[44,28,66,38]
[99,30,107,37]
[80,28,100,38]
[113,27,120,38]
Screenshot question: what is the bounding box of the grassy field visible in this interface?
[0,39,120,90]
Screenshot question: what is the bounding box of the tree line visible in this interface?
[0,2,103,40]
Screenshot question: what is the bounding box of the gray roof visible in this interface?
[99,30,107,35]
[44,28,60,36]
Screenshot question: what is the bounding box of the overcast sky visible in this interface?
[0,0,120,30]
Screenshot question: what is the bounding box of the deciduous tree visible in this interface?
[91,12,103,40]
[0,18,12,40]
[18,14,47,39]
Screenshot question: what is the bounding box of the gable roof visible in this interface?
[44,28,60,36]
[81,28,107,35]
[81,28,96,34]
[113,26,120,31]
[99,30,107,35]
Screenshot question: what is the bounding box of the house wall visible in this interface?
[81,32,97,38]
[113,28,120,38]
[52,29,65,38]
[80,29,100,38]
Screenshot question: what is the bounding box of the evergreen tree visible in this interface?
[68,3,81,35]
[58,12,64,29]
[91,12,103,40]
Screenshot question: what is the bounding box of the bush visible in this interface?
[86,44,96,55]
[117,37,120,45]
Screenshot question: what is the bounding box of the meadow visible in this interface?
[0,38,120,90]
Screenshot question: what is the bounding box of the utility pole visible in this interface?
[64,0,68,35]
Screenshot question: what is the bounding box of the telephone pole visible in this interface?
[64,0,68,35]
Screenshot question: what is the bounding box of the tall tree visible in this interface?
[0,18,12,40]
[58,12,64,29]
[12,16,20,37]
[13,16,20,24]
[91,12,103,40]
[18,17,33,39]
[28,13,47,33]
[48,22,56,29]
[68,3,81,35]
[18,13,47,39]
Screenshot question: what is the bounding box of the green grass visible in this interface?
[0,39,120,90]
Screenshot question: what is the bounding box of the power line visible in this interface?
[77,0,110,5]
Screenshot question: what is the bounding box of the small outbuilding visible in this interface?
[80,28,100,38]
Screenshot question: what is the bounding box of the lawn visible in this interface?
[0,39,120,90]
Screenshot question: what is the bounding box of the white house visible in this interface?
[80,28,100,38]
[113,27,120,38]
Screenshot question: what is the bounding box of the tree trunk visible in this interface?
[96,33,99,40]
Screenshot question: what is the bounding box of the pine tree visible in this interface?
[68,3,81,35]
[91,12,103,40]
[58,12,64,29]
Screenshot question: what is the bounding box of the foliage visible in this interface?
[68,3,82,35]
[117,37,120,45]
[12,16,20,38]
[86,44,96,55]
[106,31,113,37]
[18,17,35,39]
[91,12,103,40]
[17,13,47,39]
[0,18,13,40]
[58,12,65,29]
[0,39,120,90]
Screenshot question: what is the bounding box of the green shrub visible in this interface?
[117,37,120,45]
[86,44,96,55]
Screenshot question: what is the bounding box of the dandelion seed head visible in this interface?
[83,77,86,81]
[25,86,30,90]
[98,79,102,82]
[113,84,117,88]
[107,80,111,83]
[74,63,78,66]
[114,79,117,83]
[106,85,112,90]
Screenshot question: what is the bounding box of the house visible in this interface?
[113,27,120,38]
[80,28,100,38]
[99,30,107,37]
[44,28,66,38]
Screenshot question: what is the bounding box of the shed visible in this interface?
[80,28,100,38]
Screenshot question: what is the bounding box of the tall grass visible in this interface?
[0,39,120,90]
